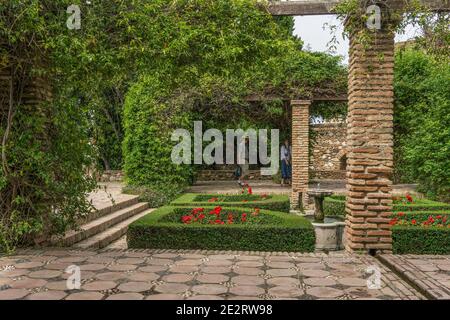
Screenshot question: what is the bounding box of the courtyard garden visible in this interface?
[0,0,450,302]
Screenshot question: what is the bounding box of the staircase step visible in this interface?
[73,209,154,249]
[82,195,140,224]
[55,202,149,246]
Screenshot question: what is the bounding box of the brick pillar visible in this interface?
[290,100,310,211]
[344,11,396,253]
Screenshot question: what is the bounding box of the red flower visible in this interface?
[397,212,405,217]
[247,187,252,195]
[411,219,417,225]
[182,215,193,224]
[389,218,398,225]
[406,194,413,203]
[191,207,204,216]
[198,214,205,220]
[209,206,222,217]
[436,215,442,219]
[214,219,224,225]
[241,213,247,222]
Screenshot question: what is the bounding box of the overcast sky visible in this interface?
[293,15,422,64]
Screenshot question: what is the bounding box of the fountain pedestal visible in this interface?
[307,189,345,251]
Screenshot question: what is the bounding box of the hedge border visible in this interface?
[127,205,315,252]
[171,193,290,213]
[392,226,450,254]
[323,197,450,217]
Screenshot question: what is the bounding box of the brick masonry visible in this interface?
[344,18,396,252]
[291,100,310,210]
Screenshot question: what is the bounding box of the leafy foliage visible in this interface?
[394,49,450,201]
[0,0,101,252]
[323,195,450,216]
[392,227,450,254]
[121,0,346,192]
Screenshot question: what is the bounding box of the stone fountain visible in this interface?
[307,189,346,251]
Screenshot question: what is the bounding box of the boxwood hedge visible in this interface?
[127,206,315,252]
[323,196,450,216]
[171,193,290,213]
[393,226,450,254]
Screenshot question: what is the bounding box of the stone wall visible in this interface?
[310,123,347,180]
[98,170,125,182]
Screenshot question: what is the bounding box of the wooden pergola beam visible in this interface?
[244,94,348,102]
[268,0,450,16]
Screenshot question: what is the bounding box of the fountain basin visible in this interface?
[306,215,346,251]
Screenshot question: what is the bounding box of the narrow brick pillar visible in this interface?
[344,12,396,253]
[290,100,310,210]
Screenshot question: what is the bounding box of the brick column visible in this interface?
[345,11,396,253]
[290,100,310,211]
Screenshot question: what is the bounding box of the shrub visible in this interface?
[394,49,450,202]
[122,184,185,208]
[122,75,194,189]
[323,197,346,216]
[171,193,290,212]
[323,196,450,217]
[392,227,450,254]
[390,209,450,254]
[127,206,315,252]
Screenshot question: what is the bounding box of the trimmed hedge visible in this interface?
[390,211,450,220]
[171,193,290,213]
[393,226,450,254]
[323,197,346,216]
[323,196,450,216]
[127,206,315,252]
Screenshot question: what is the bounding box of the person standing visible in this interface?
[237,136,249,186]
[280,139,292,186]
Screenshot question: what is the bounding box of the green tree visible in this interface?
[394,49,450,201]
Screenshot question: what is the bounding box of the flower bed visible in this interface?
[127,206,315,252]
[322,195,450,254]
[171,193,290,212]
[323,195,450,216]
[389,211,450,254]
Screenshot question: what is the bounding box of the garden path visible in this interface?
[0,248,436,300]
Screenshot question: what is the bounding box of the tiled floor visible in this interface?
[0,249,425,300]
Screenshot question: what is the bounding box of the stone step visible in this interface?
[55,202,149,247]
[73,209,154,249]
[83,194,140,224]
